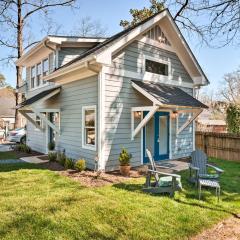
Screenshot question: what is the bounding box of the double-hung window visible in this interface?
[36,63,41,87]
[42,58,49,83]
[31,66,36,89]
[82,106,96,150]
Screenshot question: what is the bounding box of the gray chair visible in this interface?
[189,149,224,184]
[143,149,182,197]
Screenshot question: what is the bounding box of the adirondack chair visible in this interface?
[143,149,182,197]
[189,149,224,184]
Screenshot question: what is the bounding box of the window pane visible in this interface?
[145,59,168,76]
[85,110,95,127]
[31,66,35,88]
[36,63,41,86]
[43,59,48,75]
[31,66,35,76]
[85,128,95,145]
[37,63,41,75]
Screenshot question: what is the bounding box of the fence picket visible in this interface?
[196,131,240,162]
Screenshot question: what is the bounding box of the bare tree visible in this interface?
[169,0,240,47]
[219,67,240,104]
[0,0,77,128]
[121,0,240,47]
[71,16,107,37]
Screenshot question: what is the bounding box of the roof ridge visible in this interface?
[56,8,168,70]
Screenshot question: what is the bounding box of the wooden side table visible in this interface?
[198,179,220,202]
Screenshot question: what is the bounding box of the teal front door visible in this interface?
[143,112,169,163]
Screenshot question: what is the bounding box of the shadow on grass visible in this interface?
[0,162,42,172]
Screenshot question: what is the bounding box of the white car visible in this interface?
[7,128,26,144]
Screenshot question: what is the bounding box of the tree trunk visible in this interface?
[15,0,23,128]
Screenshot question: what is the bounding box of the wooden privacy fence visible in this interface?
[196,131,240,162]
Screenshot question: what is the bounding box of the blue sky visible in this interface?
[1,0,239,94]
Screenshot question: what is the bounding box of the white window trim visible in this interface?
[42,57,49,84]
[30,65,36,89]
[143,55,172,81]
[34,114,43,131]
[82,105,97,151]
[29,55,50,91]
[36,62,42,87]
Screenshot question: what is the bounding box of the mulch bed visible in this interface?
[60,170,142,187]
[40,161,143,187]
[192,216,240,240]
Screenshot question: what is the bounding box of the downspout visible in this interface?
[44,39,57,71]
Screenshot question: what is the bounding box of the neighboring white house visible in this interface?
[16,9,208,171]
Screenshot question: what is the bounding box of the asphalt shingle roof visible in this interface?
[17,86,61,108]
[132,80,208,109]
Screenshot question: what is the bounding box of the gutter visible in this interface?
[43,55,97,81]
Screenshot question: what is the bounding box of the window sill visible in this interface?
[82,144,96,151]
[28,83,49,92]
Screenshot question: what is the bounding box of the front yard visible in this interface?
[0,158,239,240]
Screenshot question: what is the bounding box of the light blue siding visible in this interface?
[103,40,194,170]
[58,47,89,67]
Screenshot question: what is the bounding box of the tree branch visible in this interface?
[23,0,75,20]
[0,39,17,49]
[23,40,40,51]
[174,0,189,20]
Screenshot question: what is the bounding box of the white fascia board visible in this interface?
[16,37,49,66]
[165,15,209,86]
[96,10,168,64]
[132,82,162,106]
[48,36,107,44]
[43,56,96,81]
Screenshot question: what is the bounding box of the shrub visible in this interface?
[119,148,132,166]
[48,141,55,151]
[64,158,75,169]
[226,104,240,133]
[57,152,66,166]
[48,152,57,162]
[75,159,86,172]
[15,144,31,153]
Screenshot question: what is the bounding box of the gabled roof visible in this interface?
[16,35,107,66]
[46,8,208,86]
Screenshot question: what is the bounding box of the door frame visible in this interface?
[142,111,171,164]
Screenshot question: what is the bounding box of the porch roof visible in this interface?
[17,86,61,109]
[132,80,208,109]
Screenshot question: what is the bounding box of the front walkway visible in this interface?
[20,156,49,164]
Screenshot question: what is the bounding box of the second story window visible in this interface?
[31,66,36,89]
[43,58,49,84]
[36,63,41,87]
[145,59,168,76]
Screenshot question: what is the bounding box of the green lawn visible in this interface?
[0,158,239,240]
[0,151,17,160]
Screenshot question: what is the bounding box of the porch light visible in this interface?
[134,111,142,119]
[171,110,178,119]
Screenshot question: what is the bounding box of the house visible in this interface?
[196,102,227,132]
[196,119,226,132]
[0,87,16,130]
[16,9,208,171]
